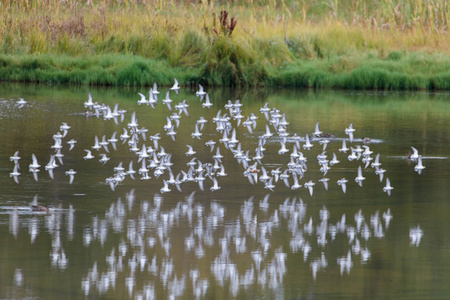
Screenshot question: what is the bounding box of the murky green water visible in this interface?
[0,83,449,299]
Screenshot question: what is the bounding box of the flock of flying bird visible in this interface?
[9,79,427,198]
[5,84,428,297]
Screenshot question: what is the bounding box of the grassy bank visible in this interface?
[2,51,450,90]
[1,1,450,89]
[0,54,200,86]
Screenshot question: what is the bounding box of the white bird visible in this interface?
[160,180,171,193]
[371,153,381,169]
[152,82,160,98]
[169,112,181,128]
[414,155,425,174]
[137,144,150,161]
[362,145,373,157]
[197,117,208,131]
[148,89,157,108]
[259,166,271,183]
[319,178,330,191]
[264,177,275,191]
[10,164,21,184]
[65,169,77,184]
[339,139,349,153]
[191,123,202,139]
[217,164,227,177]
[330,153,340,166]
[291,173,302,190]
[271,167,281,182]
[29,153,41,170]
[355,166,366,187]
[213,147,223,162]
[348,148,357,161]
[139,159,149,175]
[205,140,216,152]
[84,93,94,109]
[108,132,118,151]
[186,145,196,156]
[210,177,221,191]
[410,147,419,161]
[60,122,71,137]
[111,103,121,123]
[137,92,148,105]
[67,139,77,151]
[375,167,386,182]
[337,178,348,193]
[195,172,206,191]
[150,133,161,149]
[16,98,27,108]
[177,99,190,117]
[304,180,315,196]
[103,105,114,121]
[196,84,207,99]
[105,177,117,191]
[169,78,180,94]
[10,151,21,164]
[242,117,254,134]
[99,135,109,153]
[127,111,139,129]
[99,154,110,165]
[91,135,101,151]
[51,134,63,150]
[312,121,322,137]
[278,140,289,155]
[260,102,270,121]
[45,155,57,180]
[120,128,130,143]
[166,125,177,142]
[303,134,313,150]
[319,138,330,151]
[126,161,136,179]
[83,150,94,160]
[162,91,173,111]
[30,167,39,182]
[45,155,58,171]
[202,94,213,108]
[383,178,394,196]
[52,150,64,165]
[345,123,356,142]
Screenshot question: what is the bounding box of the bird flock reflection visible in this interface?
[76,190,396,297]
[6,189,423,298]
[2,82,429,298]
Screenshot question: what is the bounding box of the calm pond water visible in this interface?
[0,83,449,299]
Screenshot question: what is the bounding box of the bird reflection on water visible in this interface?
[1,189,397,298]
[61,190,396,298]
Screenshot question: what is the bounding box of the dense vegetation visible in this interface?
[1,0,450,89]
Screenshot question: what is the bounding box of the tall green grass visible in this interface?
[0,54,200,86]
[271,51,450,90]
[2,51,450,89]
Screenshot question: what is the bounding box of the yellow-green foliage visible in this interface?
[0,0,450,88]
[1,0,449,60]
